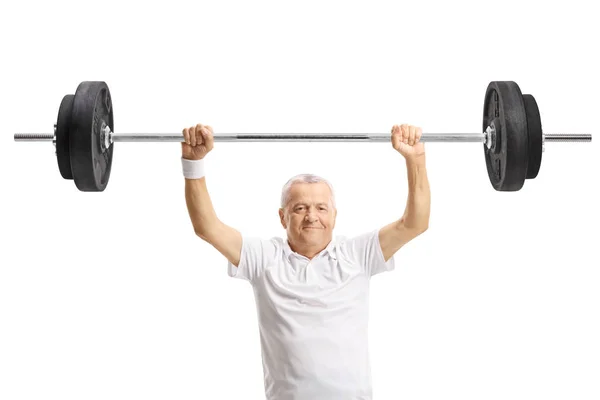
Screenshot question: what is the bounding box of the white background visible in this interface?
[1,1,598,399]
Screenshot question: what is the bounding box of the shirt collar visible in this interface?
[282,237,338,261]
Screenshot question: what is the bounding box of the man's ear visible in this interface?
[279,208,286,229]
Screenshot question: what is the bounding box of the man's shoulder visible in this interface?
[241,235,285,249]
[335,229,379,243]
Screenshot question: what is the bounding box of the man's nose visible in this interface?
[305,208,318,222]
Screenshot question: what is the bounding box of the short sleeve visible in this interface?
[227,236,277,284]
[342,228,396,277]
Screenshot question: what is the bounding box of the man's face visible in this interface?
[279,182,337,248]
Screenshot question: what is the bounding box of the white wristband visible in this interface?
[182,157,205,179]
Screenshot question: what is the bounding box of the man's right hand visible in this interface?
[182,123,214,160]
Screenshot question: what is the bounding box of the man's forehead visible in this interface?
[287,183,332,206]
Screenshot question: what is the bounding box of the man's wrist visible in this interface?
[182,157,205,179]
[406,155,426,168]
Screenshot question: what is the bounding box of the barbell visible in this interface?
[14,81,591,192]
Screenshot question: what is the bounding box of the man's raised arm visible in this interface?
[379,124,430,262]
[181,124,243,266]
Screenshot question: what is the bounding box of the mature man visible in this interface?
[181,123,430,400]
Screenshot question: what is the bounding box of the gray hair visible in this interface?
[280,174,336,210]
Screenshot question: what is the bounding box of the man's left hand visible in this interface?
[391,124,425,162]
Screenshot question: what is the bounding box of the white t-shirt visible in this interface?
[227,228,395,400]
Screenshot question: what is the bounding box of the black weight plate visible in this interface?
[70,81,114,192]
[56,94,75,180]
[482,81,529,191]
[522,94,543,179]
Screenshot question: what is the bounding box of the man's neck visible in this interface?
[288,239,331,260]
